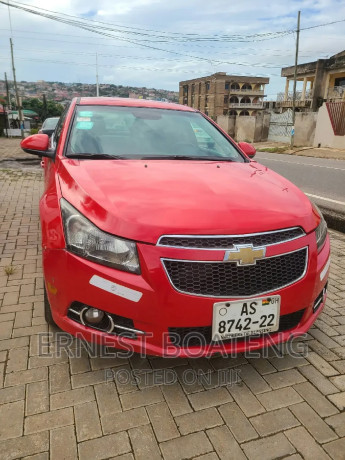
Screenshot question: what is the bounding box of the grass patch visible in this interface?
[257,147,288,153]
[4,265,16,276]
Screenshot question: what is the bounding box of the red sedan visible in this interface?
[21,97,330,357]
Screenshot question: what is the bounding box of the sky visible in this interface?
[0,0,344,99]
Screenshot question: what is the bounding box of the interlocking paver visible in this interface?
[242,433,295,460]
[160,431,213,460]
[207,425,246,460]
[146,402,180,442]
[250,408,300,436]
[293,382,339,417]
[25,381,49,415]
[101,407,149,434]
[75,401,102,442]
[1,165,345,459]
[285,426,331,460]
[128,425,162,460]
[50,426,77,460]
[175,407,223,435]
[218,402,258,443]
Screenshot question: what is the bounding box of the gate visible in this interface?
[268,109,293,142]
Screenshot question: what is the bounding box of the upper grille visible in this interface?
[162,247,307,297]
[158,227,304,249]
[169,308,306,347]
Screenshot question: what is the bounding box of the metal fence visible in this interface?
[326,102,345,136]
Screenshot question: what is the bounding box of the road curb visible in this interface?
[319,204,345,234]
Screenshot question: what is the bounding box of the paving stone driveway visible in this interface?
[0,165,345,460]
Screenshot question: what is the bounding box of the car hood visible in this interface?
[57,158,318,244]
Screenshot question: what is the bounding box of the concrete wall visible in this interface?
[313,104,345,149]
[217,113,270,142]
[235,116,256,142]
[216,115,236,137]
[294,112,317,146]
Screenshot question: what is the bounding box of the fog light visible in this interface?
[84,307,105,324]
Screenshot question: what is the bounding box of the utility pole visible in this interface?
[5,72,10,108]
[9,38,24,139]
[4,72,9,137]
[96,53,99,97]
[290,10,300,149]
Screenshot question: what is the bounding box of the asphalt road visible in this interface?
[255,152,345,214]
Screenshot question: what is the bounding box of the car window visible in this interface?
[42,118,59,129]
[52,106,69,151]
[66,105,245,162]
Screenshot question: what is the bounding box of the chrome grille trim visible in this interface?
[157,227,305,250]
[161,246,308,298]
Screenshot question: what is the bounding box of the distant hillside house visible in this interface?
[277,50,345,112]
[179,72,269,117]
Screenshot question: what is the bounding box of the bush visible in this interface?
[30,128,39,135]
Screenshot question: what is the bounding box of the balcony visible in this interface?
[327,86,345,100]
[229,102,264,108]
[229,88,264,95]
[277,90,312,102]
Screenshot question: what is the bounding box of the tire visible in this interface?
[44,283,56,326]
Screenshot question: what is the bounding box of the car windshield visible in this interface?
[66,105,245,162]
[42,118,59,129]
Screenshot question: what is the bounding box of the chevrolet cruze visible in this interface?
[21,97,330,357]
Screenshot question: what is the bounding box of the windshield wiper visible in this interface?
[66,153,125,159]
[141,155,235,161]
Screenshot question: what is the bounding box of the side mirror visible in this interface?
[20,134,54,158]
[238,142,256,159]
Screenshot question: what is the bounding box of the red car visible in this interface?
[21,97,330,357]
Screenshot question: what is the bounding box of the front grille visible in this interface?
[158,227,304,249]
[163,247,307,297]
[169,308,306,347]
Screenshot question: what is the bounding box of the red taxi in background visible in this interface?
[21,97,330,357]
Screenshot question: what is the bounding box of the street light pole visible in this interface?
[290,10,300,149]
[96,53,99,97]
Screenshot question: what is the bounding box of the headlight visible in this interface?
[60,198,140,274]
[313,204,328,252]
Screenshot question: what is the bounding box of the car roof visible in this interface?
[75,97,197,112]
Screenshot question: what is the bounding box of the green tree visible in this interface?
[22,98,64,121]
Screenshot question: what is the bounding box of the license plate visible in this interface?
[212,296,280,341]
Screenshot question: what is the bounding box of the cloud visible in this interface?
[0,0,344,98]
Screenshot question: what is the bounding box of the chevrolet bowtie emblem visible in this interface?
[224,244,266,265]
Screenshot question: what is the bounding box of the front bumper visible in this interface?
[43,232,330,357]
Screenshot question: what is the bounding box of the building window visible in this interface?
[183,85,188,96]
[242,83,252,90]
[229,110,237,116]
[239,110,250,116]
[206,82,210,91]
[224,95,228,104]
[205,110,208,115]
[191,84,195,94]
[225,82,230,90]
[230,82,240,91]
[230,96,239,104]
[223,109,228,115]
[205,96,209,105]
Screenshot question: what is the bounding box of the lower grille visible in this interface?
[163,247,307,297]
[169,308,306,347]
